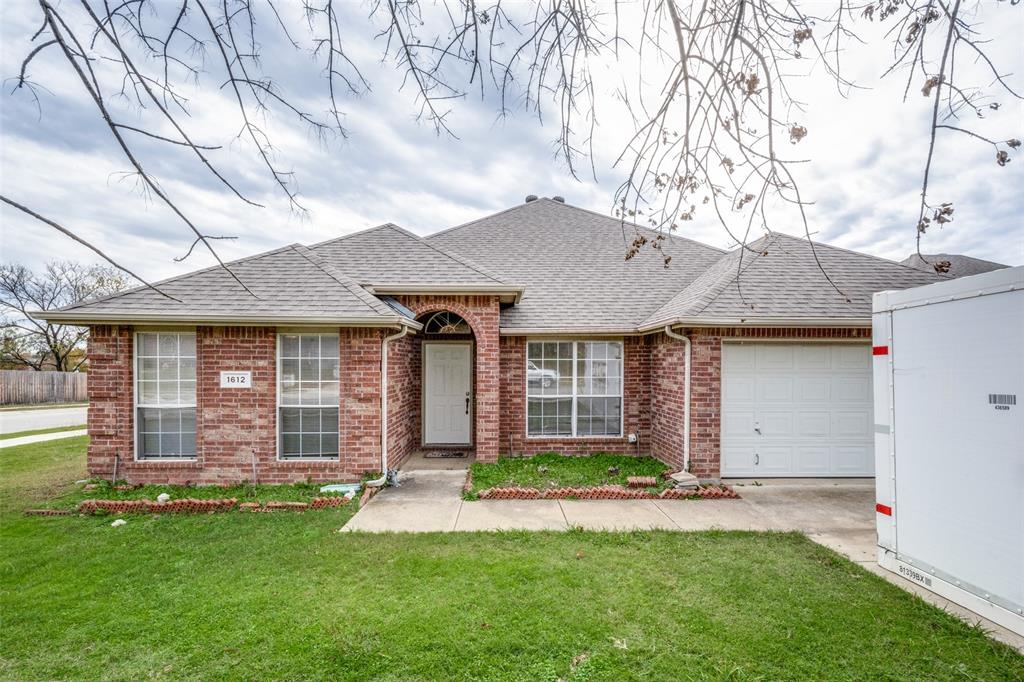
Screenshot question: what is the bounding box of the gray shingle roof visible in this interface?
[427,198,726,330]
[309,223,510,286]
[37,199,950,330]
[642,233,943,327]
[900,253,1008,278]
[42,244,410,325]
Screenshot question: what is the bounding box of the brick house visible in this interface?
[37,198,939,485]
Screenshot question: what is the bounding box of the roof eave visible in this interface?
[637,316,872,332]
[499,326,642,336]
[29,311,423,330]
[364,283,524,304]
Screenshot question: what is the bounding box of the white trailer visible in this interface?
[872,265,1023,636]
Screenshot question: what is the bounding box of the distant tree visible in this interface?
[2,1,1020,288]
[0,261,128,371]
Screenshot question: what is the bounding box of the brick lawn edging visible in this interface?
[76,496,349,515]
[475,484,739,501]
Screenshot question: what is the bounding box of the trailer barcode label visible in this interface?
[988,394,1016,411]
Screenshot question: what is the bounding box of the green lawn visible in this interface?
[1,440,1021,680]
[0,402,88,412]
[468,452,672,497]
[0,424,87,441]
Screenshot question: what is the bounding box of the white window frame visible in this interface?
[525,339,625,439]
[133,331,197,461]
[275,333,341,461]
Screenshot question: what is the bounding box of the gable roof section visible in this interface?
[427,198,727,331]
[309,223,520,297]
[900,252,1008,278]
[40,244,416,327]
[642,233,943,328]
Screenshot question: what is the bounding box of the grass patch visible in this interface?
[0,402,87,412]
[2,439,1022,680]
[0,436,88,514]
[467,452,671,497]
[0,424,87,441]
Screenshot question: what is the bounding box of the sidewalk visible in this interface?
[342,472,875,536]
[0,429,88,449]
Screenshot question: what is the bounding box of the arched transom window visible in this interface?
[423,311,471,334]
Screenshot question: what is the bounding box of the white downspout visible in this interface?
[366,325,410,488]
[663,325,691,472]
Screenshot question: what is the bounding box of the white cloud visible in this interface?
[0,0,1021,283]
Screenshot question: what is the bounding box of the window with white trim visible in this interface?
[278,334,339,459]
[526,340,623,437]
[136,332,196,459]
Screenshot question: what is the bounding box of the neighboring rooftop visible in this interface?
[901,253,1008,278]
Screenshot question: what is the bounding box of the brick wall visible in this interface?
[87,326,391,485]
[86,325,133,478]
[386,331,417,469]
[87,320,870,484]
[649,332,686,469]
[499,336,652,458]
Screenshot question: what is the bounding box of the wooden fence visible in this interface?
[0,370,88,406]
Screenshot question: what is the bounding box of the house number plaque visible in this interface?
[220,371,252,388]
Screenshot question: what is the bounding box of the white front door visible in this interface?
[720,343,874,477]
[423,343,472,445]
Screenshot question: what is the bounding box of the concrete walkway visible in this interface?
[0,429,88,449]
[343,474,876,536]
[343,473,1024,651]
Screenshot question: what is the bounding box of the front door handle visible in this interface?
[754,453,760,466]
[465,395,470,414]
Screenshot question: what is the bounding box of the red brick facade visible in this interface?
[86,318,869,484]
[649,333,686,470]
[386,331,418,470]
[498,336,652,457]
[88,325,394,485]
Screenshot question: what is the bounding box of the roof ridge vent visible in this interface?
[552,196,565,203]
[525,194,539,202]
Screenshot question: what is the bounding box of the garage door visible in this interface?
[721,343,873,477]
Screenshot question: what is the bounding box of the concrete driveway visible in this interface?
[0,406,88,434]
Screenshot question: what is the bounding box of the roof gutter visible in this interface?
[636,316,871,333]
[662,326,692,473]
[500,317,871,336]
[499,326,642,336]
[29,311,424,330]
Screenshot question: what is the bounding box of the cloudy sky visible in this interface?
[1,0,1021,283]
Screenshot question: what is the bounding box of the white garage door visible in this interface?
[721,343,874,477]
